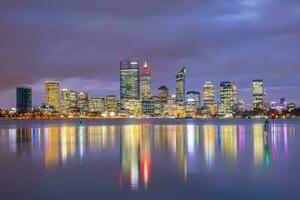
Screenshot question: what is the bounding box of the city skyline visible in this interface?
[0,62,298,110]
[0,1,300,108]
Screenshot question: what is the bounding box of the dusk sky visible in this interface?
[0,0,299,109]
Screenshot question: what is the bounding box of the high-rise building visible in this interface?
[186,91,200,105]
[16,86,32,113]
[61,89,78,114]
[203,81,217,115]
[232,82,238,104]
[176,67,186,104]
[89,97,105,113]
[140,61,152,100]
[186,91,200,117]
[44,81,60,112]
[120,60,140,104]
[252,80,266,110]
[219,81,234,116]
[158,86,169,105]
[105,95,118,115]
[77,92,89,114]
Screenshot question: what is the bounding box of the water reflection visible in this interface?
[2,122,296,190]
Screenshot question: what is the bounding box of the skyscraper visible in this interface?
[61,89,78,114]
[186,91,200,117]
[158,86,169,105]
[232,82,238,104]
[78,92,89,114]
[120,60,140,104]
[186,91,201,106]
[203,81,215,104]
[105,95,118,114]
[16,86,32,113]
[176,67,186,104]
[252,80,266,110]
[219,81,234,116]
[140,61,152,100]
[44,81,60,112]
[89,97,105,113]
[203,81,217,115]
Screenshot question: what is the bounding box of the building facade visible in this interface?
[16,86,32,113]
[89,97,105,114]
[140,61,152,100]
[77,92,89,114]
[219,81,234,116]
[203,81,217,115]
[252,80,266,110]
[120,60,140,105]
[61,89,78,114]
[176,67,186,104]
[186,91,200,117]
[44,81,60,112]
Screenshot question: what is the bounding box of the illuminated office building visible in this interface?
[141,99,155,116]
[61,89,78,114]
[158,86,169,105]
[176,67,186,104]
[232,82,238,104]
[77,92,89,114]
[120,60,140,104]
[140,61,152,100]
[186,91,200,117]
[252,80,266,110]
[89,97,105,114]
[203,81,217,115]
[219,81,234,116]
[16,86,32,113]
[44,81,60,112]
[105,95,118,115]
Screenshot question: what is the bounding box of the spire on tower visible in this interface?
[144,61,148,68]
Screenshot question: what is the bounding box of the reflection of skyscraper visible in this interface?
[45,127,59,169]
[204,125,216,169]
[221,125,237,161]
[16,129,32,155]
[140,61,152,100]
[176,67,186,104]
[120,60,140,105]
[119,125,152,190]
[16,86,32,113]
[120,125,141,190]
[175,125,187,179]
[45,81,60,112]
[253,124,264,167]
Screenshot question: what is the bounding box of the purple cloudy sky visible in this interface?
[0,0,299,108]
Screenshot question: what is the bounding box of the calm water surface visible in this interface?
[0,119,299,200]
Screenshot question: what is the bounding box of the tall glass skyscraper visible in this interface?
[203,81,215,105]
[140,61,152,100]
[44,81,60,112]
[203,81,217,115]
[158,86,169,105]
[219,81,234,116]
[78,92,89,114]
[16,86,32,113]
[120,60,140,104]
[61,88,78,114]
[252,80,266,110]
[176,67,186,104]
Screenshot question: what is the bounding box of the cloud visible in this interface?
[0,0,299,108]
